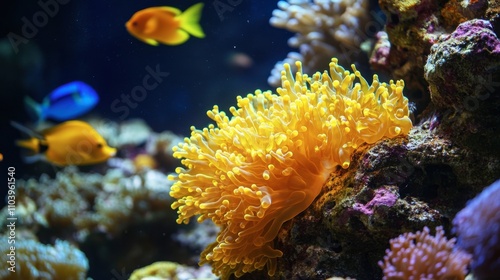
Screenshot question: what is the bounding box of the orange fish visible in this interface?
[126,3,205,46]
[13,121,116,166]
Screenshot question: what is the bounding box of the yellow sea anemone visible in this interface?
[168,58,412,279]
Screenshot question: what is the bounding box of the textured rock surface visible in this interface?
[376,0,445,93]
[425,19,500,112]
[424,19,500,156]
[277,131,497,278]
[375,0,500,115]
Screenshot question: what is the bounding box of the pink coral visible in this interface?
[379,226,471,280]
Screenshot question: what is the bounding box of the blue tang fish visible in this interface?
[25,81,99,123]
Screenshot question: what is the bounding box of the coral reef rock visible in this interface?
[375,0,500,111]
[424,19,500,156]
[236,122,499,279]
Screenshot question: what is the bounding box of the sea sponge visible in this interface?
[453,179,500,279]
[169,58,412,278]
[378,226,471,280]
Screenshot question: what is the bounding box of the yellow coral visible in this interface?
[129,261,179,280]
[169,58,412,279]
[129,261,216,280]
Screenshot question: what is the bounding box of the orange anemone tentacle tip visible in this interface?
[168,57,413,279]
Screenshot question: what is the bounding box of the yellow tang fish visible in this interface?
[13,121,116,166]
[126,3,205,46]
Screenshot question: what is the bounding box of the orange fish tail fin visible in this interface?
[16,138,41,154]
[178,3,205,38]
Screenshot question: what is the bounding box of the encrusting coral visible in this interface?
[378,226,471,280]
[169,57,412,278]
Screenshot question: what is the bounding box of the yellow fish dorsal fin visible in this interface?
[11,121,44,139]
[158,6,181,16]
[177,3,205,39]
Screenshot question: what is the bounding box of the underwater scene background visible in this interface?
[1,0,499,279]
[1,0,290,166]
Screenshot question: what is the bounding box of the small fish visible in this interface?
[25,81,99,124]
[13,120,116,166]
[126,3,205,46]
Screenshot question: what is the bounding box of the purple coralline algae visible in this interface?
[453,179,500,279]
[452,20,500,46]
[352,187,398,216]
